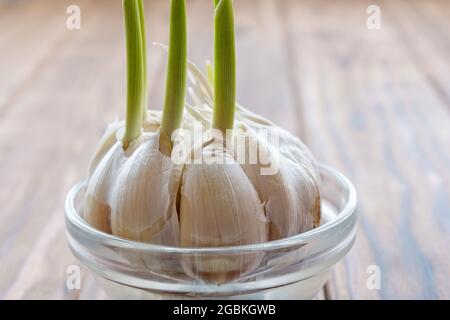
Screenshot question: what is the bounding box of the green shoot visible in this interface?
[212,0,236,132]
[160,0,188,142]
[137,0,148,118]
[122,0,146,149]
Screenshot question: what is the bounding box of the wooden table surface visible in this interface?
[0,0,449,300]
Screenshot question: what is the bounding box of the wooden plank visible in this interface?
[0,0,122,299]
[281,0,450,299]
[0,1,102,119]
[385,0,450,107]
[0,0,165,299]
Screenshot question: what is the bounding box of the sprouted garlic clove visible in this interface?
[179,136,268,283]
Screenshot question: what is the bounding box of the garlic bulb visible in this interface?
[83,0,321,285]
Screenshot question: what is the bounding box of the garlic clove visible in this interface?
[84,142,128,233]
[237,124,320,240]
[85,130,184,274]
[110,131,181,246]
[179,137,268,283]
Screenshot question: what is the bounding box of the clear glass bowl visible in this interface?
[65,164,357,300]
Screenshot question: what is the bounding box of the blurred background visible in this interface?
[0,0,449,299]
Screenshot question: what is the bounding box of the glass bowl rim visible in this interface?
[65,163,357,254]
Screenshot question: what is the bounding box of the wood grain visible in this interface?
[281,0,450,299]
[0,0,448,299]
